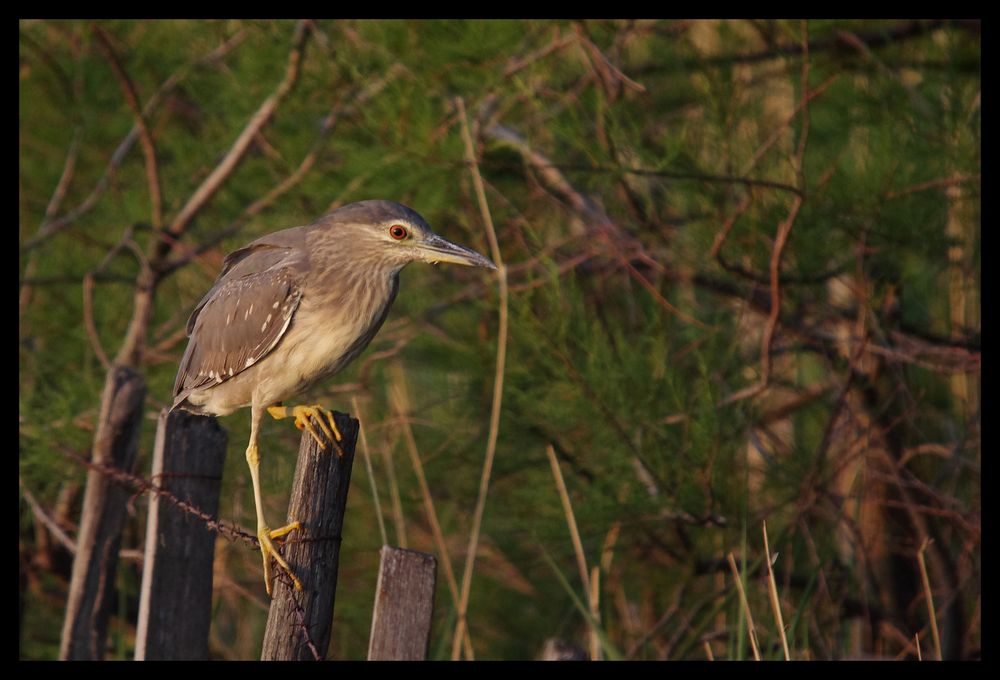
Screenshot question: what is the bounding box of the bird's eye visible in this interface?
[389,225,408,240]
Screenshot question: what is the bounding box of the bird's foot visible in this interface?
[267,404,343,451]
[258,521,303,596]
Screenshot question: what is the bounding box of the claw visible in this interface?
[268,404,343,448]
[258,522,303,595]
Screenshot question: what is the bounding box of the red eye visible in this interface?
[389,224,408,240]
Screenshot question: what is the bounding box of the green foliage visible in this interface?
[20,20,979,660]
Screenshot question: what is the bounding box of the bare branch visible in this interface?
[160,62,405,278]
[20,480,77,555]
[92,25,163,231]
[21,28,247,253]
[164,20,310,242]
[82,274,111,371]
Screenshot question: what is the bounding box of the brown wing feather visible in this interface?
[173,264,301,402]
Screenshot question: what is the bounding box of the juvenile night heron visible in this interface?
[172,200,495,595]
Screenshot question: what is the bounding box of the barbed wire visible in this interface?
[64,448,257,547]
[65,447,326,659]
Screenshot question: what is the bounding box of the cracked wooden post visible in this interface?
[367,546,437,660]
[260,411,358,660]
[59,365,146,660]
[134,409,227,660]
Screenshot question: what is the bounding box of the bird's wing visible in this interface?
[172,251,303,401]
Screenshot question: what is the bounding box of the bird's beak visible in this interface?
[417,233,497,270]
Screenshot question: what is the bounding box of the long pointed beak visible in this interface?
[417,233,497,270]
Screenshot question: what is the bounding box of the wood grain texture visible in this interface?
[59,365,146,660]
[261,411,359,660]
[135,409,227,660]
[368,546,437,660]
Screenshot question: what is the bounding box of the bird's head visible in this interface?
[322,200,497,273]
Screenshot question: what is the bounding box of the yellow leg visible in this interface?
[246,405,303,595]
[267,403,343,449]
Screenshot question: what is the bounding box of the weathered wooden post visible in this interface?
[260,411,359,660]
[134,409,227,660]
[367,546,437,660]
[59,365,146,660]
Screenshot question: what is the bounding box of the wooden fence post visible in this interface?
[367,546,437,660]
[134,410,227,660]
[59,365,146,660]
[260,411,359,660]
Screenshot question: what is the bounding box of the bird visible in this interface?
[171,200,496,595]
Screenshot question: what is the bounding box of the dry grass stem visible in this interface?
[389,365,474,659]
[590,565,602,660]
[449,95,509,661]
[727,551,761,661]
[546,443,600,660]
[350,396,387,547]
[762,521,790,660]
[917,538,942,660]
[380,422,407,549]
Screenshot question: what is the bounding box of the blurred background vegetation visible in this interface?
[19,19,980,660]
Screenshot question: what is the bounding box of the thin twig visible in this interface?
[555,163,804,197]
[885,173,981,200]
[720,25,814,408]
[619,256,712,330]
[20,480,77,555]
[20,128,81,319]
[165,20,310,240]
[161,63,405,277]
[92,25,163,231]
[21,28,247,252]
[82,273,111,370]
[485,119,710,333]
[503,28,577,77]
[742,74,837,176]
[572,22,647,97]
[450,95,508,661]
[718,195,801,407]
[115,22,310,370]
[688,19,947,68]
[625,584,685,659]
